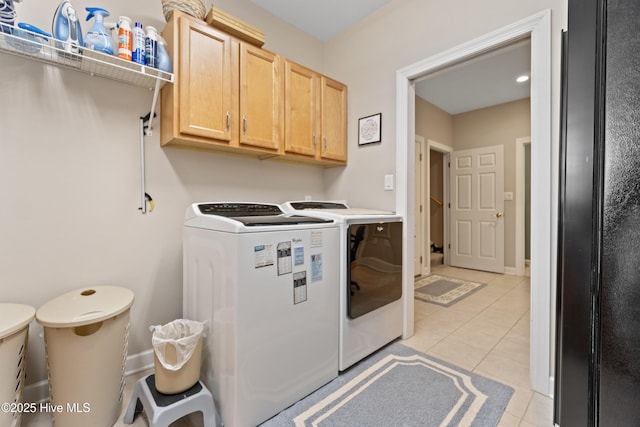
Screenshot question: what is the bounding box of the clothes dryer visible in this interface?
[281,201,403,371]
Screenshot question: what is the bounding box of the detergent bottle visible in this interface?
[84,7,113,55]
[144,25,158,68]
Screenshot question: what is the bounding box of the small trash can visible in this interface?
[0,303,35,427]
[36,286,134,427]
[151,319,204,394]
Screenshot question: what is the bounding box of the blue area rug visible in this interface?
[261,342,514,427]
[415,275,487,307]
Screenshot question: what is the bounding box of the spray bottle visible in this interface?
[84,7,113,55]
[117,15,132,60]
[156,34,172,73]
[132,21,145,64]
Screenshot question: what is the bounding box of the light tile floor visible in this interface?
[403,264,554,427]
[23,264,553,427]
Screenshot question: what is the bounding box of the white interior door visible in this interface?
[450,145,504,273]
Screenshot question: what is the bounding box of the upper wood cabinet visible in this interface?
[239,43,282,151]
[320,76,348,163]
[162,11,280,155]
[284,60,347,165]
[284,61,318,158]
[161,11,346,166]
[161,13,238,150]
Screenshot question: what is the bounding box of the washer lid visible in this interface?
[198,202,286,217]
[233,215,332,226]
[288,201,349,210]
[36,286,134,328]
[283,201,395,216]
[0,304,35,339]
[196,203,333,226]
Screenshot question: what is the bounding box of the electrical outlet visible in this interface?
[304,195,312,201]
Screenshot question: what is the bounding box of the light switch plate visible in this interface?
[384,174,394,191]
[504,192,514,201]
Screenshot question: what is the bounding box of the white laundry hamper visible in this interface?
[36,286,134,427]
[0,303,35,427]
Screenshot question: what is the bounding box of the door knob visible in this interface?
[496,212,503,218]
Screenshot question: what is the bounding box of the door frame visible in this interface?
[515,136,532,276]
[415,135,426,277]
[427,140,452,269]
[396,10,553,395]
[415,136,451,277]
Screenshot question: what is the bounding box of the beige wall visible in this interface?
[2,0,327,387]
[453,98,531,268]
[416,97,454,148]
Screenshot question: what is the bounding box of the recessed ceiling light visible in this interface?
[516,75,530,83]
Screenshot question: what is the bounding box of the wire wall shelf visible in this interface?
[0,25,174,90]
[1,24,174,215]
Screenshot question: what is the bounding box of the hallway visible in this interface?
[404,265,553,426]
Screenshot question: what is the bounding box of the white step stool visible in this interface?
[123,374,217,427]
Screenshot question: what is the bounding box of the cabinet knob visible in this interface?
[312,134,317,149]
[243,116,248,134]
[226,112,231,132]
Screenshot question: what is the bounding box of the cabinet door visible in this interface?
[179,19,234,143]
[320,76,347,162]
[284,61,318,157]
[240,44,281,151]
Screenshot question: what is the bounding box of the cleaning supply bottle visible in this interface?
[156,35,172,73]
[117,15,132,60]
[144,25,158,68]
[84,7,113,55]
[132,21,145,64]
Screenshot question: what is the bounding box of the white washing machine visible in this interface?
[183,202,340,427]
[281,201,403,371]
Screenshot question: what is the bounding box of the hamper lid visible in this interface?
[36,286,134,328]
[0,304,36,340]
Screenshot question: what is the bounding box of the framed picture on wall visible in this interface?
[358,113,382,145]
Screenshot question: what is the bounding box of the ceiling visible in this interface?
[414,40,531,115]
[250,0,391,42]
[249,1,531,115]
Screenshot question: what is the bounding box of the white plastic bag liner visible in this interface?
[150,319,205,371]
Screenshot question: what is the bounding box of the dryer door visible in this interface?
[347,221,403,319]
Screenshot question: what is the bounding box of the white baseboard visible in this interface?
[504,267,518,275]
[23,349,154,404]
[125,349,155,376]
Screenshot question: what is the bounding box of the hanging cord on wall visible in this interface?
[138,112,155,214]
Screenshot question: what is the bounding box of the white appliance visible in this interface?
[183,202,340,427]
[281,201,403,371]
